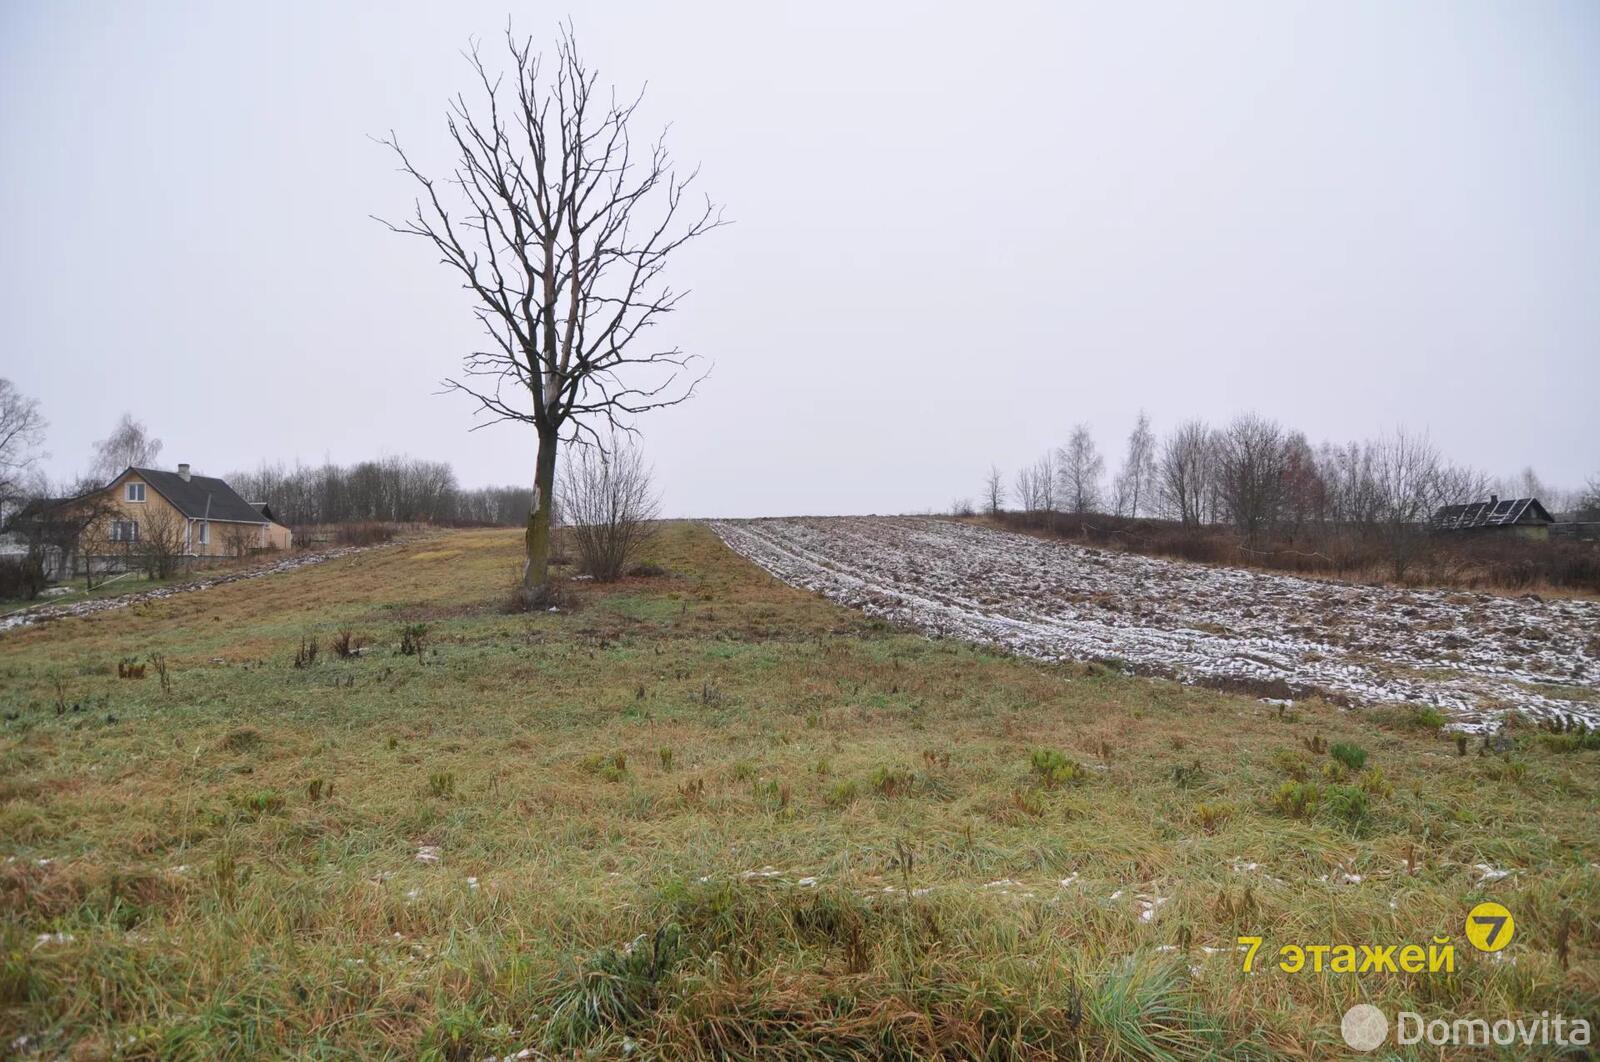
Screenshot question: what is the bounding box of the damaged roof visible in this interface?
[1431,497,1554,530]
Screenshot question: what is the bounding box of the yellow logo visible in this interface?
[1466,902,1514,952]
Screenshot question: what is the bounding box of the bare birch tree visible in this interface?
[89,414,162,483]
[983,464,1006,515]
[1057,425,1103,515]
[0,380,47,521]
[380,27,723,603]
[1158,420,1212,528]
[1113,411,1156,518]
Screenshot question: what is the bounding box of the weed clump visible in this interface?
[331,628,366,658]
[1029,749,1087,788]
[1329,743,1368,771]
[398,623,429,659]
[1192,801,1234,834]
[825,780,860,807]
[868,765,915,798]
[219,728,262,753]
[1273,781,1319,819]
[580,752,628,783]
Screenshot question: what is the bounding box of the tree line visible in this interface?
[226,458,530,528]
[0,389,531,533]
[981,411,1598,546]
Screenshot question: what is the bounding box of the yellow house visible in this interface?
[102,465,293,556]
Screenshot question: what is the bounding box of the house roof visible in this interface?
[1431,497,1554,530]
[123,467,272,525]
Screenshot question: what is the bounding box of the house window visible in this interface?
[126,483,146,502]
[199,522,209,546]
[111,520,139,542]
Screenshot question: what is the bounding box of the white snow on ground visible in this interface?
[711,516,1600,731]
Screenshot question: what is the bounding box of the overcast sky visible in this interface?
[3,1,1596,517]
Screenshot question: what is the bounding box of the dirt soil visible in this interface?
[712,516,1600,731]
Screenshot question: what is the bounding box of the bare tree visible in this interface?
[89,413,163,484]
[1214,414,1288,544]
[222,523,259,558]
[380,27,723,604]
[138,507,188,580]
[1579,473,1600,518]
[1057,425,1103,515]
[0,379,47,523]
[558,442,659,582]
[1369,428,1445,578]
[1033,451,1058,517]
[1112,411,1156,518]
[1158,420,1213,528]
[1012,465,1039,514]
[983,464,1006,515]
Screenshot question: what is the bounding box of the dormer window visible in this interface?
[126,483,146,502]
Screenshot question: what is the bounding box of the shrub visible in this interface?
[1329,743,1368,771]
[0,556,47,600]
[333,523,397,547]
[559,443,659,582]
[293,634,319,669]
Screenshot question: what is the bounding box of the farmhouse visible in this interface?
[1431,496,1555,540]
[99,465,293,555]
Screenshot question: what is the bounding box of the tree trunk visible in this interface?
[522,428,559,592]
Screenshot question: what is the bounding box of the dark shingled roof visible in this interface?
[1431,497,1554,530]
[126,467,271,524]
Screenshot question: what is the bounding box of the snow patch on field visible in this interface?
[711,516,1599,730]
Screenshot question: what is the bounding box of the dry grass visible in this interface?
[0,524,1596,1058]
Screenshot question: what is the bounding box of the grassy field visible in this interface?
[0,568,199,618]
[1,524,1596,1059]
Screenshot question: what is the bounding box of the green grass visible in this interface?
[0,567,198,617]
[0,523,1596,1058]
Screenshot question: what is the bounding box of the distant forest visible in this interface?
[228,458,530,528]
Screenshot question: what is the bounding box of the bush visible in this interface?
[559,443,659,583]
[333,523,397,547]
[0,556,47,601]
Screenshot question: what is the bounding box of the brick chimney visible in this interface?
[178,463,191,482]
